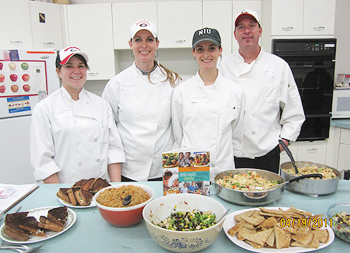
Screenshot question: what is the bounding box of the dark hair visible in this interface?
[56,54,89,70]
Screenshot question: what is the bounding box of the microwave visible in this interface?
[332,88,350,118]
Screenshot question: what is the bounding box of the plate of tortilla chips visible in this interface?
[223,207,334,252]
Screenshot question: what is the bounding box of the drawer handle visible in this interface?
[44,42,55,46]
[313,26,325,31]
[40,55,49,59]
[307,148,317,152]
[282,27,293,31]
[10,41,23,45]
[88,72,98,76]
[175,40,186,44]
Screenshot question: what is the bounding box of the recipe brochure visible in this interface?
[0,183,39,214]
[162,148,211,196]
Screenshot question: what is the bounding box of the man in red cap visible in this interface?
[219,9,305,174]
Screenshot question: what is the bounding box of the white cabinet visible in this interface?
[157,1,202,48]
[203,1,232,56]
[271,0,336,36]
[112,2,157,50]
[338,129,350,171]
[66,4,115,80]
[29,1,63,50]
[280,141,327,165]
[0,0,33,49]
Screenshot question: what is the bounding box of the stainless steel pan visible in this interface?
[279,140,344,195]
[213,169,285,206]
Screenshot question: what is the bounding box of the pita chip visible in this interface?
[228,221,245,237]
[306,234,320,248]
[313,229,329,243]
[241,228,273,246]
[238,227,256,241]
[260,217,278,228]
[292,230,313,246]
[274,225,291,249]
[242,213,265,226]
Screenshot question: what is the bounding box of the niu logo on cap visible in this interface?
[198,28,212,36]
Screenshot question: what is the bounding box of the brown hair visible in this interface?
[152,60,182,88]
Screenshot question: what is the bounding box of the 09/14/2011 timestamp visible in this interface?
[280,218,332,228]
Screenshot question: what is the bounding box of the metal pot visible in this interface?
[280,161,342,195]
[213,169,285,206]
[279,140,343,195]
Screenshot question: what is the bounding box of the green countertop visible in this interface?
[331,119,350,129]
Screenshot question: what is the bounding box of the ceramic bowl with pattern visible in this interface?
[142,194,226,252]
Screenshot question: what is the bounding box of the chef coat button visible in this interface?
[94,138,98,142]
[213,138,216,142]
[253,113,257,117]
[255,77,258,80]
[215,88,218,92]
[76,141,80,145]
[96,159,100,163]
[86,102,89,105]
[152,116,156,120]
[78,161,82,165]
[254,94,258,98]
[212,164,215,167]
[74,120,77,123]
[252,131,256,134]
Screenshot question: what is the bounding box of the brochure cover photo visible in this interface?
[162,149,211,196]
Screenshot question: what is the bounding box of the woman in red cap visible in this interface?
[30,46,125,183]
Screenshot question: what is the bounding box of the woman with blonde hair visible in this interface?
[103,19,181,181]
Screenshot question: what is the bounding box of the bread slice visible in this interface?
[5,212,29,225]
[89,178,111,194]
[4,225,29,241]
[81,178,95,192]
[57,188,71,203]
[47,206,68,227]
[75,189,94,206]
[71,179,88,189]
[18,216,45,236]
[67,188,78,206]
[38,218,64,232]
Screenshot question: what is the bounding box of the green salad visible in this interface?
[153,209,216,231]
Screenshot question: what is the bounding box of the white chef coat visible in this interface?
[30,87,125,183]
[102,62,177,181]
[219,48,305,158]
[172,72,245,180]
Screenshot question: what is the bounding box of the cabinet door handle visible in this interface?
[313,26,325,31]
[40,55,49,59]
[282,27,293,31]
[10,41,23,45]
[175,40,186,44]
[307,148,317,152]
[43,42,55,46]
[88,72,98,76]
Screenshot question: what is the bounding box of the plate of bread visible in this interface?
[57,178,110,208]
[223,206,334,252]
[0,206,76,244]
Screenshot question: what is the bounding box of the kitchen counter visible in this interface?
[331,119,350,129]
[1,181,350,252]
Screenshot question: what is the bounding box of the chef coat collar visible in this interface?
[133,61,159,76]
[236,47,263,64]
[61,86,86,101]
[194,70,221,87]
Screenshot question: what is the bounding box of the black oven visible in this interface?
[272,39,337,141]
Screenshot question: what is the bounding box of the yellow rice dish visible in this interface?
[216,171,279,191]
[283,165,337,179]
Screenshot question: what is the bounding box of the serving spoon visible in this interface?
[217,208,231,224]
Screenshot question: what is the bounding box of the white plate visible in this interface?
[58,197,96,208]
[0,206,76,244]
[223,207,334,253]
